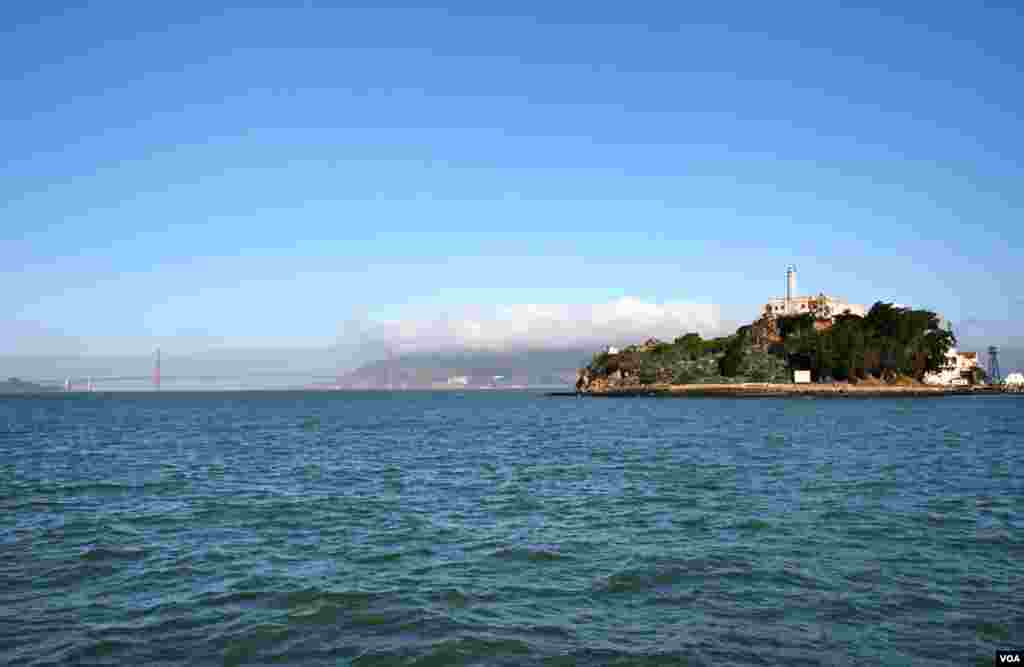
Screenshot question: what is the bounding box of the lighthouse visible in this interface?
[785,265,797,314]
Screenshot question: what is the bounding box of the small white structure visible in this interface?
[605,346,620,355]
[923,349,978,385]
[447,376,469,386]
[793,370,811,384]
[1005,372,1024,386]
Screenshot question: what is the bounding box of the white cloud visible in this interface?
[354,297,724,354]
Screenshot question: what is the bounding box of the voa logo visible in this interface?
[998,653,1021,663]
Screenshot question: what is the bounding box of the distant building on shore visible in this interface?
[923,349,978,385]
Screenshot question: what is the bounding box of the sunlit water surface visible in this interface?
[1,392,1021,665]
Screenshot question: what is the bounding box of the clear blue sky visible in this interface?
[2,1,1022,356]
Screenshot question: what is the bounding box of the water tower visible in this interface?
[988,346,1002,384]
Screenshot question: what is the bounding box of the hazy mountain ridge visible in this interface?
[337,348,593,388]
[0,377,60,394]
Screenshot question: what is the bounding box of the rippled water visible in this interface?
[1,391,1021,665]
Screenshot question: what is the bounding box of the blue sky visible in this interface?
[2,1,1022,360]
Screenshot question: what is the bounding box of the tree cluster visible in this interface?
[776,302,955,381]
[586,329,788,385]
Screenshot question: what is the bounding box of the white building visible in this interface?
[447,376,469,386]
[1004,372,1024,387]
[764,295,867,319]
[763,266,867,319]
[923,349,978,385]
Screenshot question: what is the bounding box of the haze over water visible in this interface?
[1,392,1021,665]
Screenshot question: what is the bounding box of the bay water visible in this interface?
[1,392,1021,665]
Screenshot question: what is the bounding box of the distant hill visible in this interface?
[337,348,592,389]
[0,377,60,394]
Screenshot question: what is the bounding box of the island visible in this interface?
[574,300,974,397]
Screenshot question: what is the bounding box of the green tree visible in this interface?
[718,329,748,377]
[814,333,835,380]
[718,348,743,377]
[673,367,697,384]
[673,333,704,360]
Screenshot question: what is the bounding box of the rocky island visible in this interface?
[575,301,965,397]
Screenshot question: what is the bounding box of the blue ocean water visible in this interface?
[0,391,1021,666]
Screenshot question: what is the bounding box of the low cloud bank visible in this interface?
[346,297,725,355]
[3,298,728,381]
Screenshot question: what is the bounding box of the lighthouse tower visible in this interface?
[785,265,797,314]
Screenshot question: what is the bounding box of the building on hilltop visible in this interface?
[762,265,867,321]
[764,294,867,319]
[748,266,868,350]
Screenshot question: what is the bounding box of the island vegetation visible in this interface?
[577,302,957,392]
